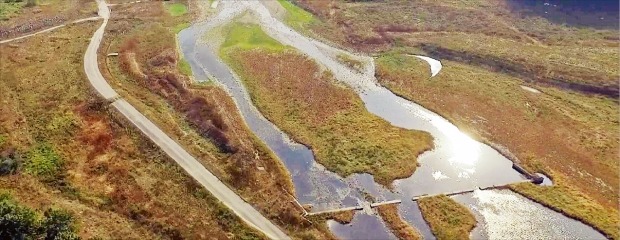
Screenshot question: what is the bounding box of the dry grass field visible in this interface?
[376,204,422,240]
[0,21,265,239]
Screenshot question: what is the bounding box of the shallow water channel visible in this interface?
[178,1,605,239]
[452,189,605,239]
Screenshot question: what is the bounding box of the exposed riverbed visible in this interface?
[178,1,606,239]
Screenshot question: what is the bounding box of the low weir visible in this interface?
[306,199,403,216]
[412,179,534,201]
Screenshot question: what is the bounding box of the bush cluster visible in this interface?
[24,143,64,182]
[0,193,79,239]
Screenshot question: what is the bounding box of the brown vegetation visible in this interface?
[297,0,618,51]
[0,0,96,40]
[288,0,619,237]
[376,204,422,240]
[118,40,236,153]
[374,54,619,238]
[417,43,618,98]
[0,22,263,239]
[99,2,338,239]
[224,45,432,185]
[418,195,476,240]
[307,210,356,225]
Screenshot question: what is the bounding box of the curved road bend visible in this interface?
[84,0,289,239]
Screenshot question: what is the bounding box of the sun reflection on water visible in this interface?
[429,114,482,173]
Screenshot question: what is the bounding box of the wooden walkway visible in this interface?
[305,199,402,216]
[305,177,538,215]
[411,179,533,201]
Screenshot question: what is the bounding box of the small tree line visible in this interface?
[0,193,79,239]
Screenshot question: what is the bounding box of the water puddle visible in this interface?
[452,189,605,239]
[178,1,603,239]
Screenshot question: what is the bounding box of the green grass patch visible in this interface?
[171,22,190,33]
[277,0,316,30]
[220,22,287,53]
[165,2,187,17]
[418,195,476,240]
[24,143,63,181]
[0,134,6,147]
[45,112,77,137]
[0,2,25,20]
[178,57,192,76]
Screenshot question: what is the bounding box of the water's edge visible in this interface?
[177,2,607,239]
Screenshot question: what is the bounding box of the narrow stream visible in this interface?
[179,18,366,212]
[178,1,606,239]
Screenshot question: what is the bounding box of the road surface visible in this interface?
[84,0,290,239]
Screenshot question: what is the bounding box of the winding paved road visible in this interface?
[84,0,289,239]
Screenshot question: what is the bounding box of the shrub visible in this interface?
[0,148,20,176]
[0,193,79,239]
[24,143,64,182]
[40,209,79,240]
[0,134,6,147]
[0,193,38,239]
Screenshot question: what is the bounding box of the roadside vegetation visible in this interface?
[99,1,338,238]
[0,8,265,239]
[376,205,422,240]
[218,21,433,185]
[0,192,78,239]
[276,0,316,32]
[288,0,619,237]
[418,195,476,240]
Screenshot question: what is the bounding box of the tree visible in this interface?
[0,148,21,175]
[0,194,80,240]
[40,209,79,240]
[0,193,38,239]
